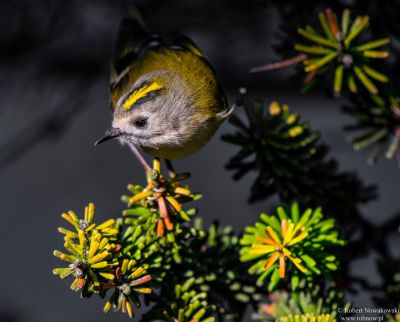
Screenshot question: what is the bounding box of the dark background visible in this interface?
[1,0,399,321]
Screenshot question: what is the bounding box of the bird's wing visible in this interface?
[111,8,229,113]
[164,32,230,114]
[163,32,205,58]
[111,3,166,82]
[111,17,156,83]
[112,5,206,82]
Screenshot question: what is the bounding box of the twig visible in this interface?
[250,54,307,73]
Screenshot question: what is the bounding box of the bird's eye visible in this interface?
[133,117,148,128]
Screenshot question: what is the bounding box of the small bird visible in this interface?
[95,13,231,160]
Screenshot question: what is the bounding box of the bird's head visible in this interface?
[96,70,197,151]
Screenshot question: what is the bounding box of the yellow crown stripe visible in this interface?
[123,82,163,110]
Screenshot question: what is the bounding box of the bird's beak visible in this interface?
[94,128,122,145]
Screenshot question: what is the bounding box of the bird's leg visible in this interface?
[127,143,151,173]
[165,159,176,178]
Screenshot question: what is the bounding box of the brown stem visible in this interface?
[250,54,307,73]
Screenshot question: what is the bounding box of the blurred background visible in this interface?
[1,0,399,321]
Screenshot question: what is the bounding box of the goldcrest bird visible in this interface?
[95,15,231,160]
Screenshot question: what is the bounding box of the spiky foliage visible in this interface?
[118,220,164,273]
[169,222,262,320]
[53,203,158,318]
[142,277,217,322]
[389,273,400,295]
[388,311,400,322]
[254,286,347,321]
[252,8,390,95]
[53,203,120,293]
[103,259,152,318]
[223,96,319,203]
[295,8,390,95]
[343,94,400,165]
[386,273,400,311]
[340,0,400,42]
[121,159,201,240]
[53,162,255,319]
[276,313,335,322]
[222,90,375,217]
[240,203,345,291]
